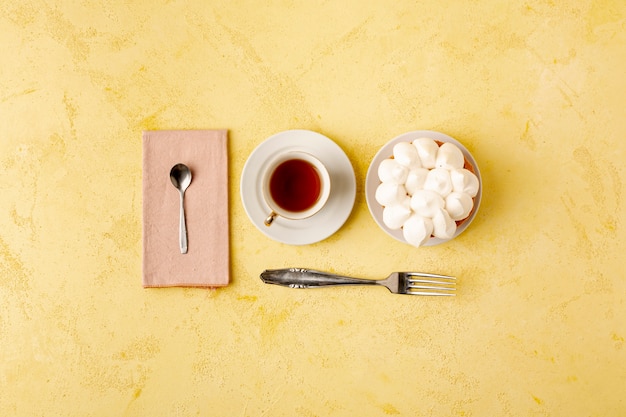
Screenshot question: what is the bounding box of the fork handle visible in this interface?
[260,268,377,289]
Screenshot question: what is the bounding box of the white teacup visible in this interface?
[262,151,331,226]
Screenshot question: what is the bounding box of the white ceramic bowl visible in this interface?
[365,130,482,247]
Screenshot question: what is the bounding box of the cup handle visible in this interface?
[264,211,278,227]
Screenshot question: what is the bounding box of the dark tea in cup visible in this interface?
[269,159,322,212]
[262,151,331,226]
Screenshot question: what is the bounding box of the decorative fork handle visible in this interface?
[260,268,378,289]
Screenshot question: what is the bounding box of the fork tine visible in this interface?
[407,278,456,285]
[406,272,455,280]
[403,272,455,296]
[408,283,455,292]
[408,291,455,296]
[407,283,455,290]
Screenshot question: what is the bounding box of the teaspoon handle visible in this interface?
[179,191,188,254]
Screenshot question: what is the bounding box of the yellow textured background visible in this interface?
[1,1,625,416]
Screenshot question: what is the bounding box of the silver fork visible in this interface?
[260,268,455,296]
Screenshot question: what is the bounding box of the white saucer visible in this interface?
[241,130,356,245]
[365,130,482,247]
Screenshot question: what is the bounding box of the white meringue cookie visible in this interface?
[412,137,438,168]
[402,215,433,247]
[393,141,421,168]
[432,208,457,239]
[375,137,480,245]
[404,167,429,195]
[375,182,407,207]
[445,192,473,221]
[382,197,411,230]
[450,168,479,197]
[410,190,444,218]
[378,159,409,184]
[435,142,465,169]
[423,168,453,197]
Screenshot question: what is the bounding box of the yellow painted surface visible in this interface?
[1,1,625,415]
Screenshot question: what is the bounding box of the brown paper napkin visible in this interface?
[142,130,229,287]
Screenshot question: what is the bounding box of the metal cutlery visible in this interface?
[169,163,192,254]
[260,268,455,296]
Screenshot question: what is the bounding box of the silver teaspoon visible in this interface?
[169,163,192,254]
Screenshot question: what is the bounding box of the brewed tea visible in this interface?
[269,159,322,212]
